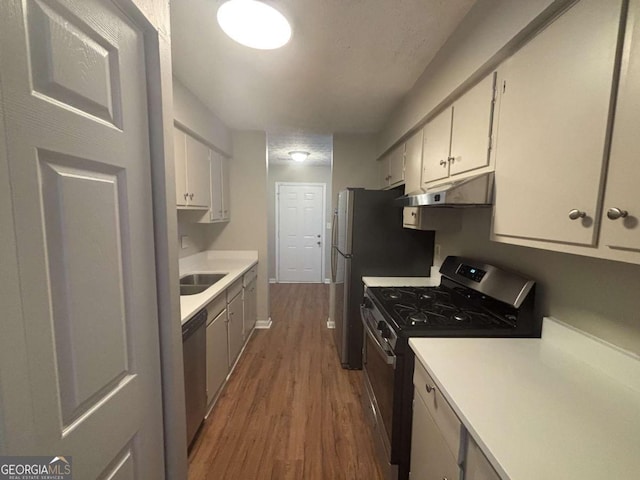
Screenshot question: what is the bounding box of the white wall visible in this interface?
[332,133,380,209]
[436,210,640,355]
[379,0,640,354]
[173,76,232,155]
[379,0,562,154]
[267,163,332,282]
[205,131,270,323]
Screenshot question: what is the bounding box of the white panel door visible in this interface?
[277,184,324,283]
[0,0,164,478]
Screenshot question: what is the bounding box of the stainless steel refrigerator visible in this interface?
[330,188,435,369]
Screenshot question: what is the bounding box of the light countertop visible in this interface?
[179,250,258,325]
[409,318,640,480]
[363,266,441,287]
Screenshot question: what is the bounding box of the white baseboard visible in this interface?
[327,318,335,329]
[324,278,331,284]
[269,278,276,284]
[255,317,272,329]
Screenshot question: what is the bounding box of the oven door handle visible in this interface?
[361,307,396,368]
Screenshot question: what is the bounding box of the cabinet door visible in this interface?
[221,155,230,220]
[206,309,229,406]
[388,144,405,187]
[465,436,501,480]
[404,129,424,193]
[378,156,390,188]
[493,0,622,246]
[243,278,257,338]
[422,107,452,185]
[450,73,495,176]
[600,0,640,252]
[227,293,244,367]
[185,135,211,208]
[210,151,223,221]
[411,393,461,480]
[174,127,188,206]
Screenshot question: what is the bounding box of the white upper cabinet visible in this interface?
[174,125,211,208]
[174,127,188,205]
[210,151,230,223]
[404,129,424,194]
[184,134,211,208]
[600,0,640,253]
[492,0,622,246]
[422,107,453,185]
[379,144,405,189]
[450,73,495,176]
[422,72,496,186]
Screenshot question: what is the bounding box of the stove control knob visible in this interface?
[362,297,373,309]
[377,321,386,330]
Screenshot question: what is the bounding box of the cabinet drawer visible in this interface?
[243,265,257,286]
[206,293,226,325]
[465,435,501,480]
[227,279,243,303]
[414,360,463,461]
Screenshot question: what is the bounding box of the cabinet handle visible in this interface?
[607,207,628,220]
[447,156,455,163]
[189,193,194,200]
[411,212,416,217]
[183,193,189,200]
[425,384,436,393]
[439,160,447,166]
[568,209,586,220]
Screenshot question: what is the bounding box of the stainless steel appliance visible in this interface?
[360,256,540,480]
[395,171,494,207]
[182,308,207,448]
[330,188,435,369]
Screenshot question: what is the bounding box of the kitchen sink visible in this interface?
[180,273,227,286]
[179,284,211,295]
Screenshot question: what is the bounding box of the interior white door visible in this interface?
[0,0,165,478]
[277,184,324,283]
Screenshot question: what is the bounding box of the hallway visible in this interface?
[188,283,384,480]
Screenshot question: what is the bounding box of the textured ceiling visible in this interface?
[268,132,332,166]
[170,0,476,134]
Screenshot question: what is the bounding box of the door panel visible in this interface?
[277,184,324,282]
[206,310,229,406]
[185,135,210,207]
[492,0,621,246]
[422,107,452,184]
[0,0,164,477]
[600,0,640,252]
[450,73,495,176]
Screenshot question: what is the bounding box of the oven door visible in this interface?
[361,304,397,478]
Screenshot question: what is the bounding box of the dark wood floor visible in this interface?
[188,283,384,480]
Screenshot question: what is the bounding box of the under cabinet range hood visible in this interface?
[396,171,494,207]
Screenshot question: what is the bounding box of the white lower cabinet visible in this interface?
[465,436,500,480]
[411,393,461,480]
[243,278,257,338]
[206,309,229,406]
[412,360,502,479]
[227,291,244,367]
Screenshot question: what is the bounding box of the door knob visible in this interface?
[317,241,321,246]
[568,209,586,220]
[607,207,628,220]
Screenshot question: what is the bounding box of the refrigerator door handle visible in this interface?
[331,209,338,248]
[331,246,337,282]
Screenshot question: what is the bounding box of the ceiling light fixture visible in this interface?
[289,151,309,162]
[217,0,292,50]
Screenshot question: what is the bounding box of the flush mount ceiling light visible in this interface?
[217,0,292,50]
[289,151,309,162]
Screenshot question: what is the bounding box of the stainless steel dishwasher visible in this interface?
[182,308,207,448]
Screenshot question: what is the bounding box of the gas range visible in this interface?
[360,256,541,480]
